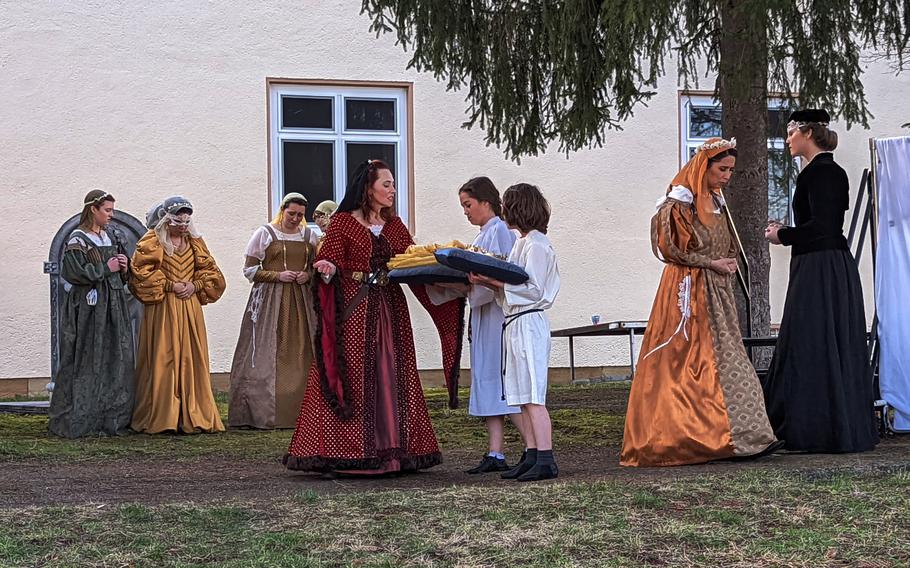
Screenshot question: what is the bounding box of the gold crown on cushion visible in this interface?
[697,138,736,153]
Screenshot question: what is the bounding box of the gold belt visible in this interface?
[343,269,389,286]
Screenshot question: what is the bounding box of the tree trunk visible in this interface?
[718,0,772,364]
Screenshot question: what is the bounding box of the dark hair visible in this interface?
[458,176,503,217]
[798,123,838,151]
[78,189,116,231]
[708,148,738,164]
[502,183,550,235]
[337,159,396,222]
[281,196,307,209]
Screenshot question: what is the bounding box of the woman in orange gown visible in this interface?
[620,138,780,466]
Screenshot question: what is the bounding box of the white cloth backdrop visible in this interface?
[874,136,910,430]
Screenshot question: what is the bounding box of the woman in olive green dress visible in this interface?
[49,190,135,438]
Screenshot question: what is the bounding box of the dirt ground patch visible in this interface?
[3,385,910,508]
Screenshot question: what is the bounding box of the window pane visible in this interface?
[345,99,396,131]
[768,148,797,225]
[282,141,334,212]
[345,143,397,184]
[767,108,791,139]
[282,97,333,129]
[689,106,722,138]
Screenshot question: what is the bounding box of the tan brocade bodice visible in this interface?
[650,198,738,268]
[261,237,312,272]
[692,209,738,260]
[161,246,196,282]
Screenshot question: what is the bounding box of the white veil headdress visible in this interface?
[153,195,201,256]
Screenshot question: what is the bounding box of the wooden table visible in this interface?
[551,320,647,382]
[551,320,779,382]
[0,401,49,415]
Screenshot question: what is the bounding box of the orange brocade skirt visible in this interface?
[620,264,776,467]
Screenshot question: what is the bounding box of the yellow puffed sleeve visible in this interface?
[129,230,168,304]
[189,237,226,305]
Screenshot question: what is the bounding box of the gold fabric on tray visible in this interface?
[130,231,226,434]
[387,240,470,269]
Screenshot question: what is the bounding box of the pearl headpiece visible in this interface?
[697,138,736,153]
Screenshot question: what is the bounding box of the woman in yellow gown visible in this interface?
[130,196,226,433]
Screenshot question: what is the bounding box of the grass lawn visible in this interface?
[2,471,908,567]
[2,384,909,567]
[0,385,625,463]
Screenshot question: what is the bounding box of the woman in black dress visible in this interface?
[763,109,878,453]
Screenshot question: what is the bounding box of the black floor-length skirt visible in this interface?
[762,249,878,453]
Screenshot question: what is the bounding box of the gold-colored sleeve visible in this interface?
[129,230,168,304]
[190,237,227,305]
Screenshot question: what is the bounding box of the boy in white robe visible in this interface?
[470,183,560,482]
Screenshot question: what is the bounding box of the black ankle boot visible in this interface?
[501,449,536,479]
[516,462,559,482]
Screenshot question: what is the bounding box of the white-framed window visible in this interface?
[268,82,411,226]
[679,94,797,224]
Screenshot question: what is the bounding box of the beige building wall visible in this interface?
[1,1,905,385]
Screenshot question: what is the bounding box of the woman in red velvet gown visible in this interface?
[284,159,464,475]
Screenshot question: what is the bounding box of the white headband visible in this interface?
[84,191,111,205]
[787,120,829,133]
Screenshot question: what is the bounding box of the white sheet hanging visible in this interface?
[874,136,910,430]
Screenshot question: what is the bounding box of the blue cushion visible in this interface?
[388,264,470,285]
[434,248,529,285]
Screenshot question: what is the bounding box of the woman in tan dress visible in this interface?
[621,138,780,466]
[130,196,226,434]
[228,193,318,429]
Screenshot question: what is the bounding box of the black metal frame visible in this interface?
[717,189,757,362]
[847,166,881,399]
[734,241,753,340]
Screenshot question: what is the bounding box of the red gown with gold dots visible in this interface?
[284,212,464,473]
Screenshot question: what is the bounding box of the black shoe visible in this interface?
[754,439,786,458]
[500,458,535,479]
[516,462,559,482]
[718,440,787,462]
[465,455,510,474]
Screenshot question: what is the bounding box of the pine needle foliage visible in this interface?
[361,0,910,159]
